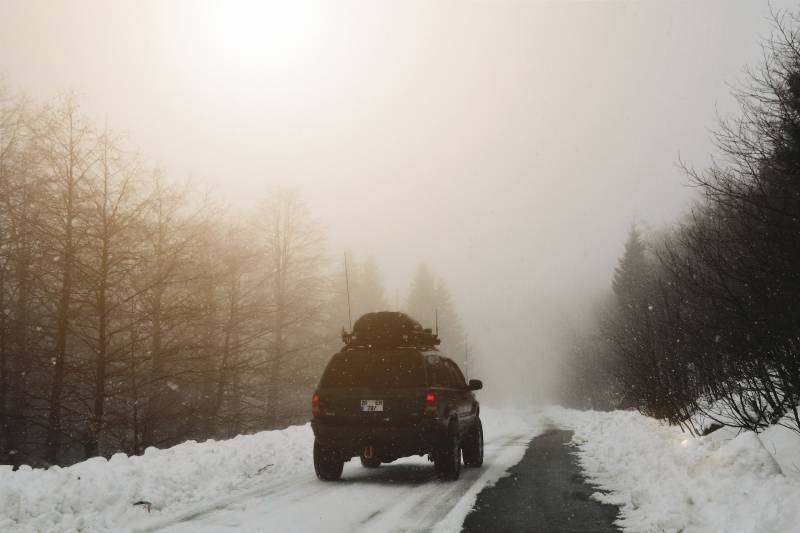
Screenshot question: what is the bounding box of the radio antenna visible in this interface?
[465,333,470,379]
[435,309,439,336]
[344,252,353,331]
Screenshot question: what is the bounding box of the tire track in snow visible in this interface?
[139,418,544,533]
[128,475,324,533]
[357,432,534,533]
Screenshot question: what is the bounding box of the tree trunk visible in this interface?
[0,264,8,459]
[46,260,72,463]
[85,236,109,458]
[46,178,75,465]
[129,311,142,456]
[267,289,284,429]
[142,289,162,449]
[7,200,32,467]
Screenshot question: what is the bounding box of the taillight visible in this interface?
[312,392,321,418]
[424,391,437,417]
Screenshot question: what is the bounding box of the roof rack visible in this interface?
[341,311,441,350]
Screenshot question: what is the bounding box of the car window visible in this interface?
[321,351,425,388]
[427,358,454,388]
[446,360,467,389]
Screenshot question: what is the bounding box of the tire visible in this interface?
[462,417,484,467]
[314,439,344,481]
[433,422,461,481]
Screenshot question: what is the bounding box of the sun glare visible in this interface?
[177,0,336,90]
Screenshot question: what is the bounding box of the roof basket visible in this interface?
[342,311,441,350]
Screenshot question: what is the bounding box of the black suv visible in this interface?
[311,312,483,481]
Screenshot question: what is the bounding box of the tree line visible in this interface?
[562,11,800,436]
[0,85,469,467]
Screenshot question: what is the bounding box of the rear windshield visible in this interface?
[321,351,425,388]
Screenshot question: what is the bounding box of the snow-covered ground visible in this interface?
[549,406,800,533]
[5,406,800,533]
[0,409,544,533]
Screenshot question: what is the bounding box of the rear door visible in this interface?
[424,354,460,421]
[445,359,475,429]
[318,350,427,427]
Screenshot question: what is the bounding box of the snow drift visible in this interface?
[550,407,800,533]
[0,408,538,533]
[0,425,312,532]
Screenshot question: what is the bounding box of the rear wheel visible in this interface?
[434,422,461,480]
[462,417,484,467]
[360,455,381,468]
[314,439,344,481]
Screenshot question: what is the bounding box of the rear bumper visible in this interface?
[311,418,444,461]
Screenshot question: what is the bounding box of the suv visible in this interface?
[311,312,484,481]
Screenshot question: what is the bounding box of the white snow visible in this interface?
[0,408,543,533]
[0,425,311,532]
[760,420,800,479]
[7,405,800,533]
[548,406,800,533]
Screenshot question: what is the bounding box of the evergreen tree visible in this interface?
[612,224,648,308]
[354,255,387,317]
[406,264,468,362]
[325,252,387,335]
[605,223,659,411]
[434,278,465,360]
[406,263,436,328]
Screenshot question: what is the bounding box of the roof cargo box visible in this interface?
[342,311,440,349]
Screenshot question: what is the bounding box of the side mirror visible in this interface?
[468,379,483,391]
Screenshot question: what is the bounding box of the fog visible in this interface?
[1,0,792,406]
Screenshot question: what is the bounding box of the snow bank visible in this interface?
[0,407,541,533]
[549,407,800,533]
[761,420,800,479]
[0,425,313,532]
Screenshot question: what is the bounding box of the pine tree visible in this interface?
[406,263,436,328]
[406,264,467,361]
[433,278,465,360]
[605,223,656,410]
[612,224,648,308]
[354,255,387,317]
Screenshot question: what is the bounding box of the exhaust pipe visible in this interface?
[363,445,375,459]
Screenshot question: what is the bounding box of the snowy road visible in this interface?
[6,407,798,532]
[132,416,545,533]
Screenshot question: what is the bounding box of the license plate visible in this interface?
[360,399,384,412]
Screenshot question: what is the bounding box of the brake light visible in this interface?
[424,391,437,417]
[312,392,321,418]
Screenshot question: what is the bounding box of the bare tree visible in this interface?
[0,87,345,465]
[31,97,96,464]
[72,129,151,457]
[137,173,207,449]
[0,82,30,462]
[252,189,326,428]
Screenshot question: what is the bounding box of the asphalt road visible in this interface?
[462,429,621,533]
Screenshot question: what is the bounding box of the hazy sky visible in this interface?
[0,0,793,404]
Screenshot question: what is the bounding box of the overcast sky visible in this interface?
[1,0,793,404]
